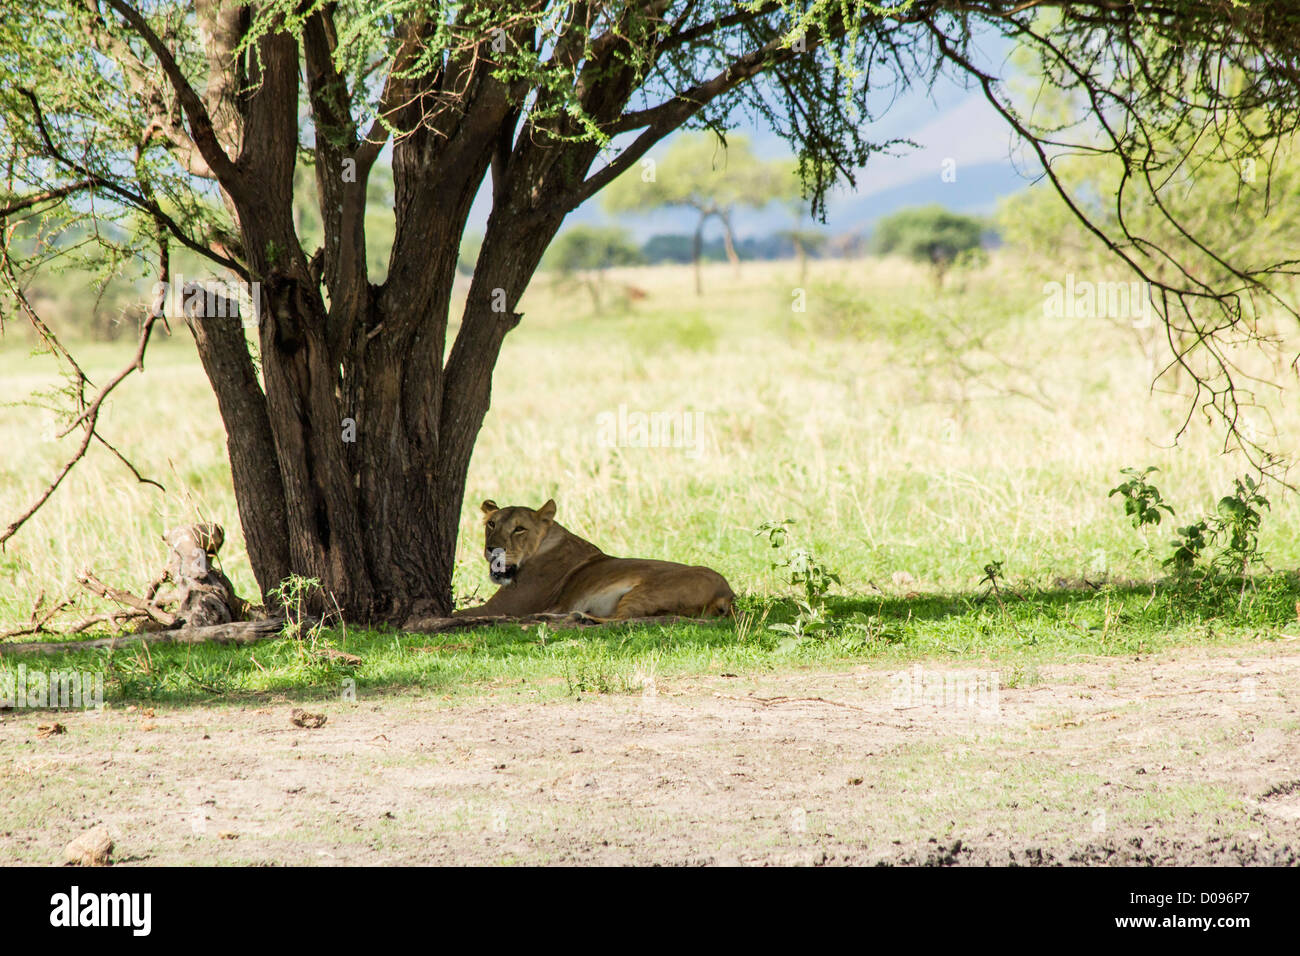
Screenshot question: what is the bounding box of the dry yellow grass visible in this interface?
[2,253,1297,628]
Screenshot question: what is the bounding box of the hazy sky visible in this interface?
[466,29,1039,241]
[563,87,1035,239]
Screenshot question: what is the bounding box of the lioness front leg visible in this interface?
[453,587,534,617]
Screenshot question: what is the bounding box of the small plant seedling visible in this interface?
[269,574,327,647]
[1110,469,1272,583]
[754,519,795,549]
[979,559,1007,601]
[754,519,840,641]
[1159,475,1271,579]
[1164,521,1210,574]
[1109,466,1175,529]
[1212,475,1270,575]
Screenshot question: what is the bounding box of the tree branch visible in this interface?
[0,179,98,218]
[0,235,168,549]
[103,0,243,192]
[17,87,246,277]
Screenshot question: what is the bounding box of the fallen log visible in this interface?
[2,606,729,656]
[0,618,286,657]
[0,522,251,644]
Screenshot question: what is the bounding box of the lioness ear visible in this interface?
[480,499,499,516]
[537,499,556,522]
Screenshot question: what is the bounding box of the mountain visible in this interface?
[564,89,1040,242]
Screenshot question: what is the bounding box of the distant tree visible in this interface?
[782,228,827,283]
[544,225,643,310]
[872,205,986,283]
[824,232,867,259]
[603,133,798,293]
[779,197,827,282]
[641,234,700,266]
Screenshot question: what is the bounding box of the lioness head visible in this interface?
[479,498,557,585]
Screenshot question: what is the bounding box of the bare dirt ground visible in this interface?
[2,643,1298,866]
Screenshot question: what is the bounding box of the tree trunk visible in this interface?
[195,214,559,625]
[191,282,467,624]
[179,16,616,625]
[183,300,292,600]
[720,210,741,275]
[175,23,489,625]
[692,216,705,295]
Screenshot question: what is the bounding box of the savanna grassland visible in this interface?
[2,254,1299,866]
[4,254,1299,646]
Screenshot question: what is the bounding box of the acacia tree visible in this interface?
[545,223,643,310]
[602,132,798,292]
[873,204,985,283]
[2,1,1299,623]
[779,195,827,283]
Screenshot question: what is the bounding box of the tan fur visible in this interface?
[455,499,734,619]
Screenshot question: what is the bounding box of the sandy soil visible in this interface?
[2,643,1298,865]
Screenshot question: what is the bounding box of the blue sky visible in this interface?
[460,28,1043,242]
[575,87,1038,241]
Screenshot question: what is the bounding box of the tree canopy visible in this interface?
[603,133,797,214]
[873,204,985,270]
[602,132,799,290]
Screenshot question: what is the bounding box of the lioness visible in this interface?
[457,499,734,619]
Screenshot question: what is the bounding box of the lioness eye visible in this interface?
[486,522,495,531]
[512,526,525,535]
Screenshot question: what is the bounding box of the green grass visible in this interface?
[5,571,1296,707]
[3,254,1299,704]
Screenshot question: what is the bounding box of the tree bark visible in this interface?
[183,295,291,598]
